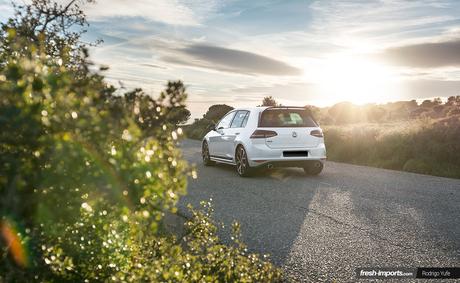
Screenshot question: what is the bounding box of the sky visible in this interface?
[1,0,460,119]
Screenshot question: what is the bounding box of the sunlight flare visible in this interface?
[305,54,401,104]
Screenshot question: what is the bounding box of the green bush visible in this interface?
[0,1,282,281]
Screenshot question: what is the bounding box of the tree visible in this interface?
[420,98,441,108]
[169,107,191,124]
[203,104,234,122]
[446,96,460,106]
[102,81,191,139]
[0,0,97,70]
[260,96,279,106]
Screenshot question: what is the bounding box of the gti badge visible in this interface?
[292,131,298,138]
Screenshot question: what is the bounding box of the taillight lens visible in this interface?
[310,129,323,138]
[250,130,278,139]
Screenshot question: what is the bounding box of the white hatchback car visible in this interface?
[202,106,327,176]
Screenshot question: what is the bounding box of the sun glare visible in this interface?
[306,54,400,105]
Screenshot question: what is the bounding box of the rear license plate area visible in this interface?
[283,151,308,157]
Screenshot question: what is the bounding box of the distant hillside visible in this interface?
[308,96,460,125]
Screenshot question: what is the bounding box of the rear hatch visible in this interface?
[263,127,319,149]
[258,107,320,149]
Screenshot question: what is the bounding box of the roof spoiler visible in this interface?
[265,106,306,109]
[265,106,313,114]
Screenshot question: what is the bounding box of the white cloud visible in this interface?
[85,0,219,26]
[308,0,460,50]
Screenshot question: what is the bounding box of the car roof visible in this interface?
[229,107,266,113]
[232,106,307,113]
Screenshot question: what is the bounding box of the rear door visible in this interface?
[222,110,250,158]
[259,108,320,149]
[209,111,235,157]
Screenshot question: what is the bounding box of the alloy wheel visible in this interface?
[236,146,248,176]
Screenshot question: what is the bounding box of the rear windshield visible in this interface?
[259,109,317,127]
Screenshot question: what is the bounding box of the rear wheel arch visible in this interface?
[234,144,252,177]
[202,138,208,148]
[202,139,215,166]
[234,142,248,161]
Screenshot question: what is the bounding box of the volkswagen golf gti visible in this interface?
[202,106,327,177]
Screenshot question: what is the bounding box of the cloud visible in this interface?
[161,43,302,76]
[308,0,460,51]
[229,82,319,108]
[139,63,166,69]
[382,39,460,67]
[85,0,218,26]
[402,79,460,99]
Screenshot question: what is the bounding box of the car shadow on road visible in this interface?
[207,162,325,181]
[180,161,328,267]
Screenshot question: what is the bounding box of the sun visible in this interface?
[304,54,400,105]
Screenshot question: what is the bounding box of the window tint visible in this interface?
[259,109,317,127]
[216,111,235,129]
[230,111,249,128]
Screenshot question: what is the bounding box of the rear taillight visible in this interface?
[250,129,278,139]
[310,129,323,138]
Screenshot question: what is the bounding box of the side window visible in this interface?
[230,111,249,128]
[241,111,250,128]
[216,112,235,129]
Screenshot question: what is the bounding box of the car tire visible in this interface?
[303,161,323,175]
[235,145,251,177]
[202,141,215,166]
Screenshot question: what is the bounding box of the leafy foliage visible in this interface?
[0,1,282,282]
[102,83,191,140]
[0,0,96,70]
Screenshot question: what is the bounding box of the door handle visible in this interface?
[235,133,240,135]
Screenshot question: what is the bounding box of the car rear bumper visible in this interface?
[246,142,327,167]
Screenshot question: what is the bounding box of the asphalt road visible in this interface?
[178,139,460,282]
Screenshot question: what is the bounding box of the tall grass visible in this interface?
[324,116,460,178]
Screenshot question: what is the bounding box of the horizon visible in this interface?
[1,0,460,120]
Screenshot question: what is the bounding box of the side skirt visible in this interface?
[210,156,236,165]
